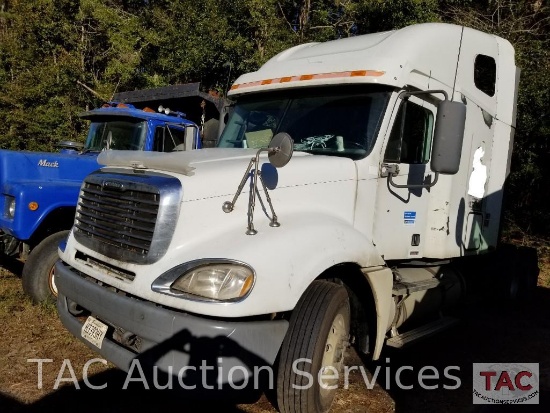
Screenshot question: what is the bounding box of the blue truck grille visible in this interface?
[75,181,159,255]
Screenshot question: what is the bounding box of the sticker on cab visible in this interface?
[404,211,416,226]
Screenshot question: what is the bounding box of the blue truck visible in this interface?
[0,101,203,304]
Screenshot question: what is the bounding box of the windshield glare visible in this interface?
[85,119,147,151]
[218,86,392,159]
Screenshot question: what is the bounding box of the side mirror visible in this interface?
[431,100,466,175]
[268,132,294,168]
[57,141,84,153]
[218,104,234,144]
[185,124,199,150]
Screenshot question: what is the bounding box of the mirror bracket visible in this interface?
[381,163,439,189]
[223,133,293,235]
[388,171,439,189]
[380,163,399,178]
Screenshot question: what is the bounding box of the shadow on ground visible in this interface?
[358,284,550,413]
[0,255,24,279]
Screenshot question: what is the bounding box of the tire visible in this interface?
[277,280,350,413]
[22,230,70,304]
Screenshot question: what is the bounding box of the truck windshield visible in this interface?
[84,118,147,151]
[218,85,392,159]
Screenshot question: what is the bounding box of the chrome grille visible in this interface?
[75,181,159,255]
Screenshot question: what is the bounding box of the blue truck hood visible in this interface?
[0,149,102,240]
[0,149,101,186]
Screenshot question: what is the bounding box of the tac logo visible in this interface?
[473,363,539,405]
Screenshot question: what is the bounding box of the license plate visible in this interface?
[81,316,108,349]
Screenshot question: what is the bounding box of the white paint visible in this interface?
[467,147,487,199]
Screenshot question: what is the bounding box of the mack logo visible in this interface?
[102,180,125,191]
[38,159,59,168]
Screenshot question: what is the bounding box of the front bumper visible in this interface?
[56,260,289,387]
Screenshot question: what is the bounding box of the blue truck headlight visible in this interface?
[5,196,15,219]
[171,263,254,301]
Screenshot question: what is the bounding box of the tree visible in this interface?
[355,0,440,33]
[0,0,154,150]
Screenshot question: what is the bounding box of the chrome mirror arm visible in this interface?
[381,162,439,189]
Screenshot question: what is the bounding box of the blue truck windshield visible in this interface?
[218,86,392,159]
[85,119,147,151]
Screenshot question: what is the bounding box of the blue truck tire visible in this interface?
[22,230,71,304]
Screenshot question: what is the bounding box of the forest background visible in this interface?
[0,0,548,239]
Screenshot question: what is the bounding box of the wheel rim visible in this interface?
[48,265,58,297]
[319,310,348,398]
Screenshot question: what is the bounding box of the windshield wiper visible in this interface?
[80,148,101,154]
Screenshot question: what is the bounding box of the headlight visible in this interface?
[171,263,254,301]
[5,196,15,218]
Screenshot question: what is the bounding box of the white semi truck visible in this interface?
[56,23,527,412]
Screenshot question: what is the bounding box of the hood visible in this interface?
[97,148,357,201]
[0,149,101,186]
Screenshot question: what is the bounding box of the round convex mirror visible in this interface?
[268,132,294,168]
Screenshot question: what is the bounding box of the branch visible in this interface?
[277,2,299,36]
[76,80,109,102]
[109,78,121,101]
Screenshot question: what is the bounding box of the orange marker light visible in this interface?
[240,275,254,296]
[28,202,39,211]
[230,70,385,91]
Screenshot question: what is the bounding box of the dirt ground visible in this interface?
[0,247,549,413]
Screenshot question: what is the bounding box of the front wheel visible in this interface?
[277,280,350,413]
[22,230,70,304]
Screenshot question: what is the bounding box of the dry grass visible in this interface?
[537,246,550,288]
[0,268,112,404]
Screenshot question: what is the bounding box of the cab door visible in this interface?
[372,95,437,260]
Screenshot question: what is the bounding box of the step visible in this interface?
[392,278,440,295]
[386,317,459,349]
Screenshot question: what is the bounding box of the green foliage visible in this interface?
[356,0,441,32]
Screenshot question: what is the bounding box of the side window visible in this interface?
[153,127,165,152]
[384,100,434,164]
[474,54,496,97]
[153,126,186,152]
